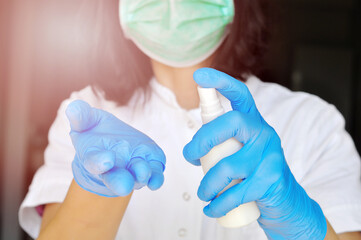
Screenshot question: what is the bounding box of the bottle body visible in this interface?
[197,87,260,228]
[200,137,260,228]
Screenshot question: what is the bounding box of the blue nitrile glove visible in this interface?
[183,68,327,239]
[66,100,166,197]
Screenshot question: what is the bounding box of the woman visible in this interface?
[19,0,361,239]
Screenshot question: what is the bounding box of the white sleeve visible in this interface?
[300,103,361,234]
[18,86,99,239]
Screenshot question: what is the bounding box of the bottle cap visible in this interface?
[197,87,225,123]
[198,87,219,105]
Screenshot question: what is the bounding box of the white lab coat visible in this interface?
[19,76,361,239]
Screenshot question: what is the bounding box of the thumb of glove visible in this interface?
[65,100,99,132]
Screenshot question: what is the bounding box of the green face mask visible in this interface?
[120,0,234,68]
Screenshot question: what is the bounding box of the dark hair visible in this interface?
[213,0,269,80]
[80,0,269,105]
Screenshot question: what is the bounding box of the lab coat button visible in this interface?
[178,228,187,237]
[183,192,190,201]
[187,120,195,129]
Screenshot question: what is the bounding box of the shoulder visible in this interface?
[247,76,328,111]
[54,86,152,133]
[247,76,345,131]
[247,77,350,172]
[58,86,138,118]
[62,86,106,109]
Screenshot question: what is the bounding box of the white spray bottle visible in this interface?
[197,87,260,228]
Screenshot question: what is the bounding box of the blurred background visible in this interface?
[0,0,360,239]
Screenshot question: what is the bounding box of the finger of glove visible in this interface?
[65,100,99,133]
[197,146,256,202]
[203,174,268,218]
[101,167,135,196]
[202,179,250,218]
[147,161,165,191]
[83,149,115,175]
[193,68,257,114]
[183,111,257,163]
[128,157,152,188]
[203,150,284,218]
[134,143,167,168]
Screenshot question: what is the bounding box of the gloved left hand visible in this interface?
[183,68,327,239]
[66,100,166,197]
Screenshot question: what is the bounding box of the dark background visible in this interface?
[0,0,360,239]
[262,0,361,152]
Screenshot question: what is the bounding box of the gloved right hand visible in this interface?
[65,100,166,197]
[183,68,327,239]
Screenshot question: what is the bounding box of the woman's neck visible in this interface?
[151,57,214,110]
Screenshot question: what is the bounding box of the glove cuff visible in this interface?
[258,164,327,239]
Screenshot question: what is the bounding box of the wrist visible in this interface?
[39,180,132,240]
[288,172,327,239]
[258,164,327,239]
[62,180,132,225]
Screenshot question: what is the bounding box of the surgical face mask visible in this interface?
[119,0,234,68]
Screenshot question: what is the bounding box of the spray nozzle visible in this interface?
[197,87,225,124]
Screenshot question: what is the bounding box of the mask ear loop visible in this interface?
[119,0,130,39]
[169,0,176,19]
